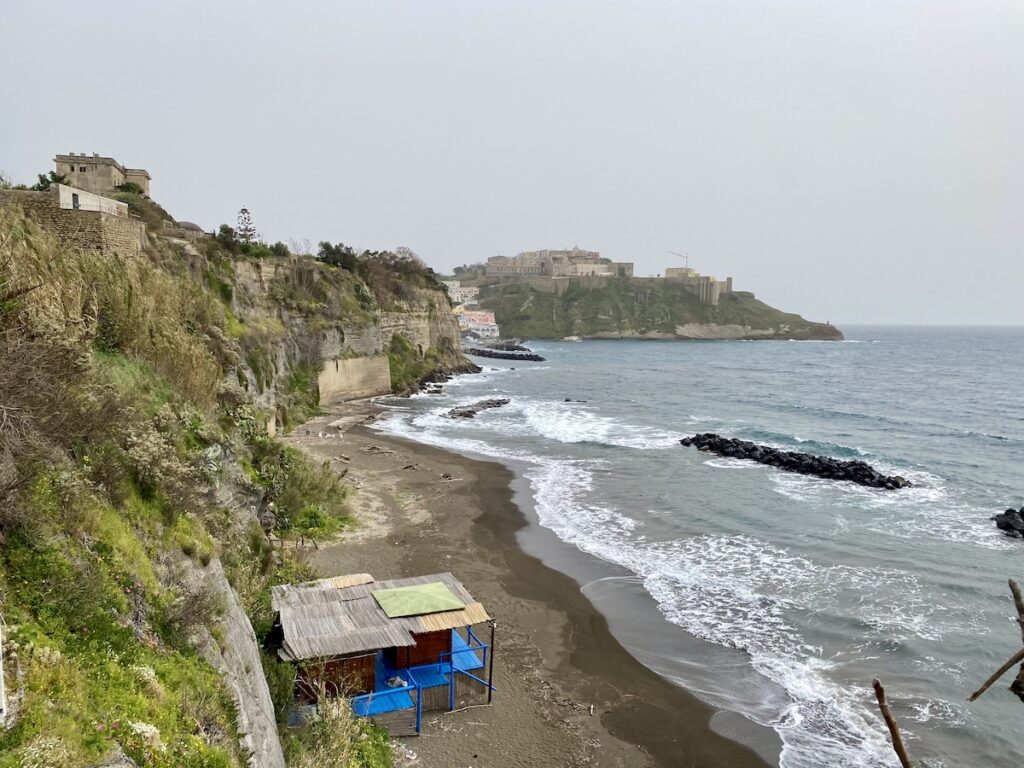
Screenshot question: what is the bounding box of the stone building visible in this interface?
[54,152,151,197]
[664,267,733,306]
[0,184,147,255]
[485,247,633,279]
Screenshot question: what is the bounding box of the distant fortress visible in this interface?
[481,247,733,306]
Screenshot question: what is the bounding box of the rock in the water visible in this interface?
[445,398,511,419]
[466,348,545,362]
[679,432,911,490]
[992,507,1024,538]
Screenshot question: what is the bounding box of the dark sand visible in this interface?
[288,404,775,768]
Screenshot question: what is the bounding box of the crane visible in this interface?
[668,250,689,268]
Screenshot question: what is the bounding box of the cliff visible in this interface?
[478,279,842,340]
[0,201,465,767]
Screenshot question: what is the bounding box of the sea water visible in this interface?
[376,326,1024,767]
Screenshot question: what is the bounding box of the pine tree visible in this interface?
[236,207,258,243]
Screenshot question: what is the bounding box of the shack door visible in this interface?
[386,630,452,669]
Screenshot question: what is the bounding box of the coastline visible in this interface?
[287,403,775,768]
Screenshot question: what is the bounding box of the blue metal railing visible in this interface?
[347,629,495,733]
[349,676,423,733]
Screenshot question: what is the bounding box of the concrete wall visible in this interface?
[57,184,126,216]
[318,356,391,403]
[0,188,147,255]
[197,559,286,768]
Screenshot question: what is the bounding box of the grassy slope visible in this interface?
[479,279,841,339]
[0,207,393,768]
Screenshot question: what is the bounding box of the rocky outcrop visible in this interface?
[466,348,545,362]
[446,398,510,418]
[478,281,842,341]
[680,433,910,490]
[993,507,1024,538]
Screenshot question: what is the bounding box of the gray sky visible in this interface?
[2,1,1021,325]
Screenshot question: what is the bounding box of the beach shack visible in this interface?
[270,572,495,735]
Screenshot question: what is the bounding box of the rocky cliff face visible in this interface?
[479,280,842,341]
[218,252,469,424]
[0,203,470,767]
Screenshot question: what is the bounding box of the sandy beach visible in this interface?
[286,402,772,768]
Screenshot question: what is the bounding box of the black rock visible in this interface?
[445,398,511,419]
[466,348,545,362]
[679,432,911,490]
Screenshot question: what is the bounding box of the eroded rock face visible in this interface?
[445,398,511,419]
[993,508,1024,538]
[679,433,911,490]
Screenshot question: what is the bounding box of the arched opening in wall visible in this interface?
[417,343,424,358]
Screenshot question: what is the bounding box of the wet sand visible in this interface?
[288,403,775,768]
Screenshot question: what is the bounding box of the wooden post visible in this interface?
[873,679,913,768]
[487,620,496,704]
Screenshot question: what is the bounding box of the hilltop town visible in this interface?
[441,247,838,341]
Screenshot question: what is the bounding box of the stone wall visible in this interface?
[196,559,286,768]
[0,188,147,255]
[318,356,392,403]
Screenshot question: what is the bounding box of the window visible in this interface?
[79,166,87,172]
[68,165,74,172]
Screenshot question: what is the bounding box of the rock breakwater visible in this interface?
[446,398,511,419]
[679,433,911,489]
[466,348,545,362]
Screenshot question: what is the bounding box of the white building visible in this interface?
[443,280,480,305]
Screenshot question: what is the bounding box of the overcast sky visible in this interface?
[2,1,1021,325]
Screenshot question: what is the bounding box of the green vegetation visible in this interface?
[111,190,175,231]
[478,279,841,339]
[387,332,443,393]
[30,170,68,191]
[114,181,146,196]
[0,206,404,767]
[284,696,392,768]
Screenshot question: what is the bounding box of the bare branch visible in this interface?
[968,647,1024,702]
[1009,579,1024,644]
[873,679,914,768]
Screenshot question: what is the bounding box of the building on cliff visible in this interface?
[456,308,500,338]
[0,183,147,255]
[441,280,480,305]
[664,266,733,306]
[270,572,495,735]
[54,152,151,197]
[485,247,633,279]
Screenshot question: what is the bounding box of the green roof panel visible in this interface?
[372,581,465,618]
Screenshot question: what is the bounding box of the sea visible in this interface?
[374,326,1024,768]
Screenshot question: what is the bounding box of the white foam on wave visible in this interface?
[515,399,678,450]
[523,462,924,768]
[374,405,971,768]
[407,395,680,451]
[769,468,1016,552]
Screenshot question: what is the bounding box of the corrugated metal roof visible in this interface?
[274,572,490,662]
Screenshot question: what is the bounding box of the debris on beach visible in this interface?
[680,433,911,489]
[445,398,511,419]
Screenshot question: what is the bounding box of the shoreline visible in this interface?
[287,403,776,767]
